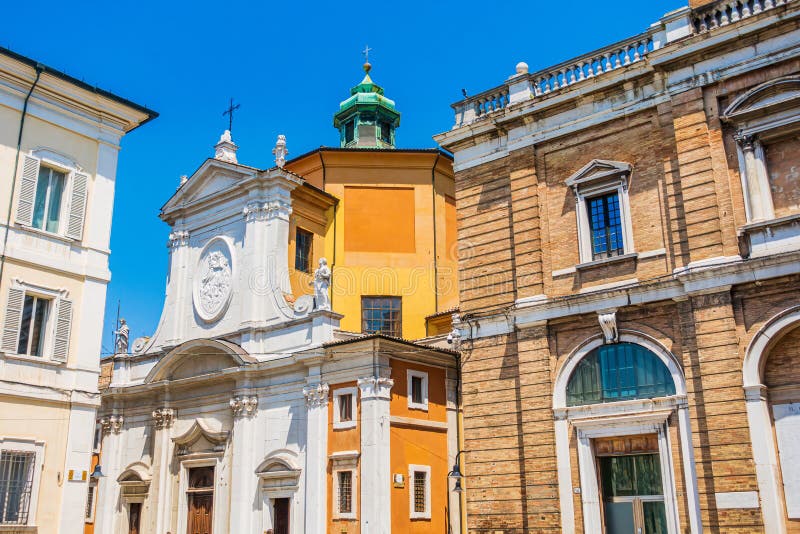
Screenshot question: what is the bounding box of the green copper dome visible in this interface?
[333,63,400,149]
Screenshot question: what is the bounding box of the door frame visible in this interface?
[572,411,681,534]
[177,457,222,534]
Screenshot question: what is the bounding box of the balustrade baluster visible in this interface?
[764,0,774,8]
[730,2,741,20]
[633,43,641,62]
[753,0,763,13]
[604,53,612,72]
[587,58,596,78]
[576,62,585,81]
[742,1,752,17]
[720,7,730,25]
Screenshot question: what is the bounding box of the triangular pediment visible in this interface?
[724,76,800,120]
[161,158,258,213]
[566,160,632,188]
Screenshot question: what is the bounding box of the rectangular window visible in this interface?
[338,470,352,514]
[345,120,355,144]
[16,295,50,357]
[587,192,624,260]
[0,451,35,525]
[361,296,402,337]
[32,166,65,233]
[294,227,313,273]
[409,464,431,519]
[333,387,357,430]
[339,393,352,422]
[407,370,429,411]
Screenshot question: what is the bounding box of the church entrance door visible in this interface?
[273,498,290,534]
[128,502,141,534]
[186,466,214,534]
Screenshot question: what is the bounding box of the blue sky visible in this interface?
[5,0,682,354]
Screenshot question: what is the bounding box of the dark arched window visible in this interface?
[566,343,676,406]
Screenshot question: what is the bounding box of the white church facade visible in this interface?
[94,133,461,534]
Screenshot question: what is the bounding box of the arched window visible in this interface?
[566,343,675,406]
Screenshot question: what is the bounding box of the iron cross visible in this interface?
[362,45,372,63]
[222,97,240,132]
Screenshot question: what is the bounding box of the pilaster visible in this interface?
[303,382,329,534]
[166,229,190,344]
[229,393,259,533]
[152,407,175,534]
[508,146,544,300]
[57,403,98,534]
[358,376,394,534]
[95,413,125,534]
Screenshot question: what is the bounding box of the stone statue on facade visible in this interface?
[114,318,130,354]
[273,134,288,168]
[312,258,331,311]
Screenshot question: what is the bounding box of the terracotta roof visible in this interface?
[322,333,459,356]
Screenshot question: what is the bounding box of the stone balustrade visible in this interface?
[692,0,791,32]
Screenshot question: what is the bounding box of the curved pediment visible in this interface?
[724,76,800,120]
[117,461,151,484]
[256,449,301,474]
[145,338,255,383]
[173,420,229,450]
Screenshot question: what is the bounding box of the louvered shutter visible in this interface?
[52,298,72,362]
[66,172,88,240]
[16,155,40,226]
[1,288,25,353]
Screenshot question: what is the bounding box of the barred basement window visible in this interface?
[85,481,97,521]
[413,471,426,513]
[0,451,35,525]
[338,471,352,514]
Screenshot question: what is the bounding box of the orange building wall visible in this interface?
[389,359,450,533]
[327,382,361,534]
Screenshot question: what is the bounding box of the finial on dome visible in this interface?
[362,45,373,75]
[363,62,372,74]
[214,129,238,164]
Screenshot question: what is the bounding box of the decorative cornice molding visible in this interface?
[243,200,292,222]
[230,395,258,418]
[357,376,394,400]
[303,383,330,408]
[167,230,190,249]
[152,408,175,429]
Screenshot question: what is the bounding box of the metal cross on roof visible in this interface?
[362,45,372,64]
[222,97,240,133]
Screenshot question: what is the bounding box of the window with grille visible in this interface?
[587,193,624,260]
[361,296,401,337]
[17,295,50,357]
[0,451,35,525]
[85,481,96,521]
[294,228,313,273]
[413,470,427,514]
[338,471,352,514]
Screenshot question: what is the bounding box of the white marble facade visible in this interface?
[94,134,355,534]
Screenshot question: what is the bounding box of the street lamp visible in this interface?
[448,450,466,493]
[90,464,105,478]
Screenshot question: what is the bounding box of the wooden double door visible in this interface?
[187,466,214,534]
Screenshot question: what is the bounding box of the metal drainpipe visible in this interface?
[0,63,44,289]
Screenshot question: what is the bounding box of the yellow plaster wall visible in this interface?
[286,150,458,340]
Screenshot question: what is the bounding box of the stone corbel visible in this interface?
[152,408,175,429]
[230,395,259,417]
[597,311,618,344]
[101,414,124,434]
[303,383,330,408]
[357,376,394,400]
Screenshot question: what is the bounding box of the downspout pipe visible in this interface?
[0,63,44,288]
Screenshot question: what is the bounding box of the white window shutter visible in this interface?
[16,155,40,226]
[1,288,25,353]
[66,172,88,240]
[52,298,72,362]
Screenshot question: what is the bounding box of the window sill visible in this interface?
[0,525,37,532]
[407,403,429,412]
[333,421,357,430]
[15,224,75,244]
[576,252,638,271]
[0,351,64,367]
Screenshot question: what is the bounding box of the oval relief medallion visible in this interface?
[193,237,234,323]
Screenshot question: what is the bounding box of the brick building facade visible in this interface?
[435,1,800,532]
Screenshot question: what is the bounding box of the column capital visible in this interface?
[735,132,757,151]
[358,376,394,400]
[152,408,175,429]
[243,200,292,222]
[303,383,330,408]
[230,395,259,418]
[100,414,124,434]
[167,230,190,249]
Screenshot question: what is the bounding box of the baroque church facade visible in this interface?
[95,66,461,534]
[436,0,800,533]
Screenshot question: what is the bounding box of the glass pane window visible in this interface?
[0,451,34,525]
[380,121,391,143]
[339,394,353,422]
[413,471,427,513]
[361,296,402,337]
[17,295,50,357]
[345,120,355,144]
[32,167,66,233]
[294,228,312,273]
[566,343,675,406]
[587,192,624,260]
[338,471,352,514]
[411,376,423,405]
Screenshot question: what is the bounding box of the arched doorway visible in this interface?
[553,334,701,534]
[744,307,800,534]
